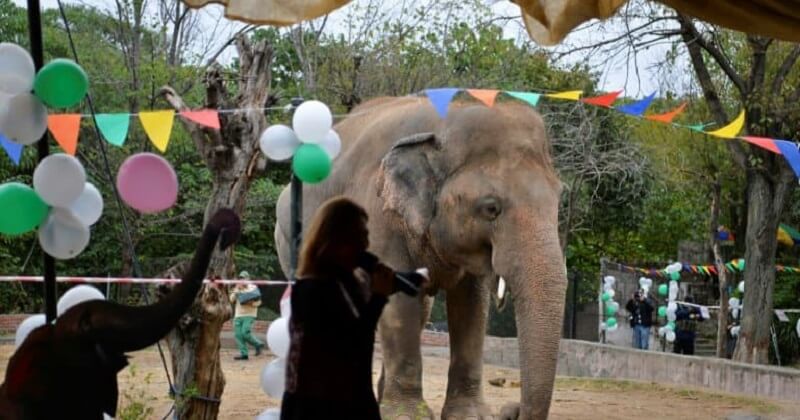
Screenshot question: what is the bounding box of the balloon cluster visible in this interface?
[0,154,103,259]
[259,287,291,414]
[0,43,88,146]
[259,101,341,184]
[657,262,682,342]
[14,285,104,346]
[600,276,619,332]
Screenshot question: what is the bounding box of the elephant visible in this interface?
[0,208,241,419]
[275,97,566,419]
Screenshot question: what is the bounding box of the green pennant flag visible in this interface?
[95,113,130,147]
[506,91,541,108]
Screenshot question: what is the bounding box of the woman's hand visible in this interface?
[370,263,395,297]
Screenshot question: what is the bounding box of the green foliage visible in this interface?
[118,365,155,420]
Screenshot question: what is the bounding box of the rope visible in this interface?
[54,2,176,417]
[0,276,290,286]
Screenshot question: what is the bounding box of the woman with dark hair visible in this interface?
[281,196,404,420]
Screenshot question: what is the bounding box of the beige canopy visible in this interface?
[182,0,800,44]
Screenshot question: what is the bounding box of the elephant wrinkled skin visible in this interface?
[276,97,566,420]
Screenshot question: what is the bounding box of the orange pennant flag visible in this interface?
[467,89,500,107]
[180,109,221,129]
[645,103,687,124]
[47,114,81,155]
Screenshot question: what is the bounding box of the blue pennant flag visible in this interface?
[425,88,460,118]
[616,93,656,117]
[0,134,22,165]
[775,140,800,178]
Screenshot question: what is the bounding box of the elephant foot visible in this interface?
[442,399,495,420]
[380,399,434,420]
[498,403,520,420]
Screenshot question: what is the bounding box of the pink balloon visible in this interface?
[116,153,178,213]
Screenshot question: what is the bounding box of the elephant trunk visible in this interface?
[494,214,566,420]
[89,209,241,352]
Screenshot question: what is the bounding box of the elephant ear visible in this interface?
[377,132,441,238]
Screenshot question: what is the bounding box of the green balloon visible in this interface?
[658,306,667,317]
[666,321,676,331]
[606,317,617,328]
[605,304,616,317]
[34,58,89,108]
[658,284,668,296]
[601,291,611,301]
[669,271,681,281]
[0,182,49,235]
[292,144,331,184]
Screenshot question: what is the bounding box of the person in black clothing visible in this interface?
[673,297,703,355]
[625,290,654,350]
[281,197,424,420]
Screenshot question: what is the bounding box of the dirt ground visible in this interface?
[2,344,799,419]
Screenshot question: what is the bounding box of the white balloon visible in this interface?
[606,323,618,332]
[645,278,653,288]
[667,312,677,322]
[603,276,615,286]
[641,285,650,295]
[256,408,281,420]
[57,284,105,316]
[67,183,104,226]
[319,129,342,159]
[738,281,745,293]
[260,358,286,398]
[292,100,332,143]
[266,317,290,358]
[732,308,740,320]
[259,124,300,161]
[606,289,615,299]
[0,93,48,145]
[34,154,86,207]
[38,208,91,260]
[667,302,677,312]
[665,330,676,342]
[599,321,607,331]
[0,43,35,95]
[15,314,46,347]
[731,326,741,337]
[658,326,667,337]
[638,277,648,288]
[728,297,740,309]
[603,283,613,292]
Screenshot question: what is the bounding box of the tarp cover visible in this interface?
[181,0,800,44]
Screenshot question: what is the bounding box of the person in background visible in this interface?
[726,305,741,359]
[229,271,264,360]
[626,289,655,350]
[281,197,427,420]
[673,296,703,355]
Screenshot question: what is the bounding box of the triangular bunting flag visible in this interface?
[774,140,800,178]
[706,110,745,139]
[466,89,499,107]
[425,88,460,118]
[646,103,687,123]
[616,93,656,116]
[139,110,175,152]
[505,91,541,107]
[581,91,622,108]
[47,114,81,155]
[741,136,780,154]
[685,123,709,132]
[546,90,582,101]
[0,134,23,165]
[180,109,221,129]
[95,113,130,147]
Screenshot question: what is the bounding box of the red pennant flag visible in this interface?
[708,266,718,275]
[180,109,221,129]
[47,114,81,155]
[646,102,687,123]
[466,89,500,107]
[581,91,622,108]
[741,136,781,154]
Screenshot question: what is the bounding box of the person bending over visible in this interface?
[229,271,264,360]
[281,197,426,420]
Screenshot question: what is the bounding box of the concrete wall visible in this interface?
[484,337,800,401]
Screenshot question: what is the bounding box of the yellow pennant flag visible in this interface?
[545,90,583,101]
[139,110,175,152]
[706,110,745,139]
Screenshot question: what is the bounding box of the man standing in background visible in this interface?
[230,271,264,360]
[626,290,655,350]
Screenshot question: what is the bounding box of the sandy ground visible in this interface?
[2,344,799,419]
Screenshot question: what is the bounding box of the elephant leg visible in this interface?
[378,292,434,420]
[442,275,493,420]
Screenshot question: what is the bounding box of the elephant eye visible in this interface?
[477,197,502,221]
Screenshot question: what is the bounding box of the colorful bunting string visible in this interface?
[139,110,175,153]
[47,114,81,156]
[609,258,800,279]
[95,113,130,147]
[616,93,655,117]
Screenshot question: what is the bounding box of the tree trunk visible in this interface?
[709,181,730,358]
[159,36,273,419]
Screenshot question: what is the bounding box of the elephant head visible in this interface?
[377,102,566,418]
[0,209,241,419]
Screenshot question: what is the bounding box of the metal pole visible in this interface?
[27,0,57,324]
[288,97,304,283]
